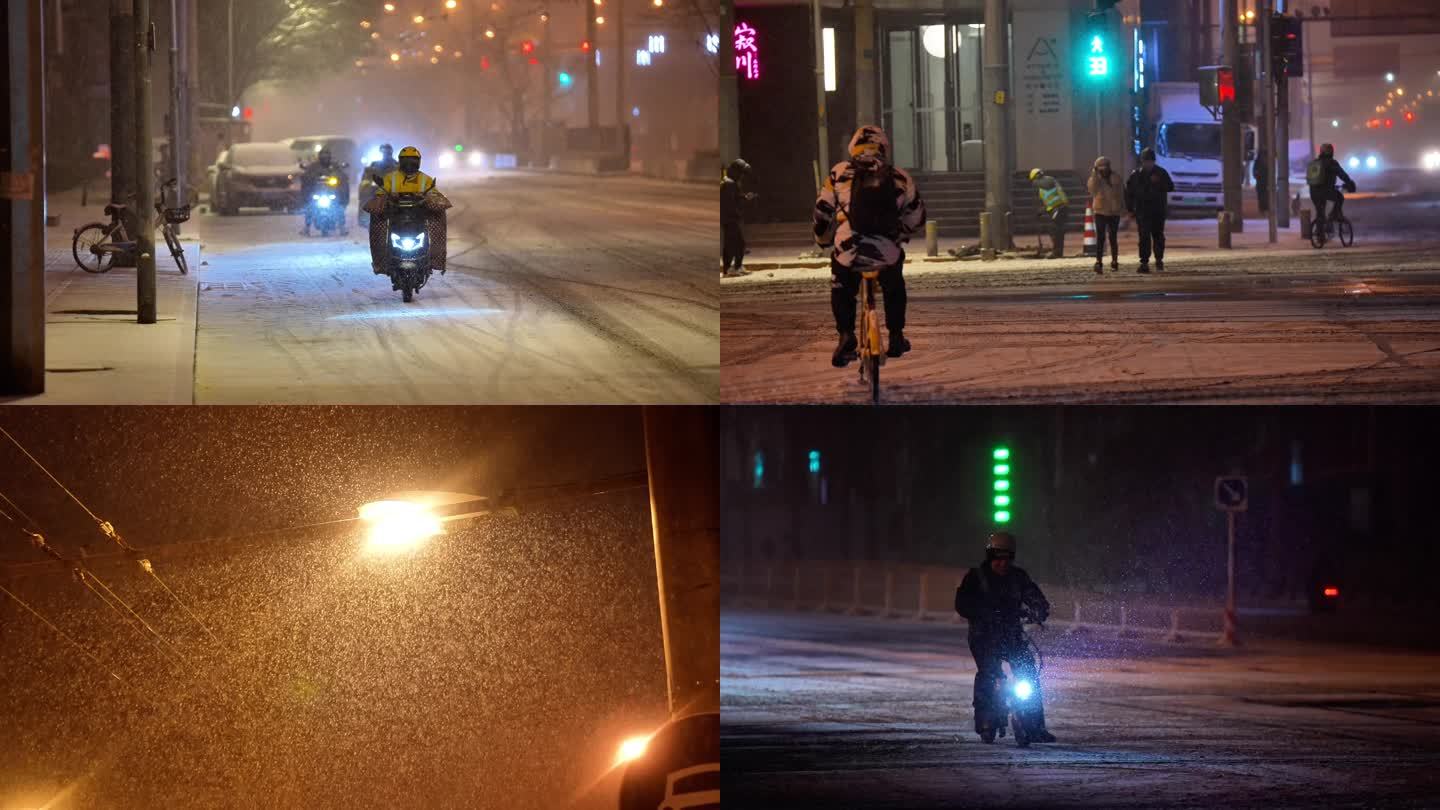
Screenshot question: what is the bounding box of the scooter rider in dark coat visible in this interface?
[955,531,1056,743]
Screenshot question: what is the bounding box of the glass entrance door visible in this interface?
[881,22,984,172]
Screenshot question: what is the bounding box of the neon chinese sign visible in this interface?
[735,22,759,80]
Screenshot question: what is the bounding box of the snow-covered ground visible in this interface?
[721,609,1440,809]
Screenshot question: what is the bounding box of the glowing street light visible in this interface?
[446,0,458,7]
[434,44,445,52]
[430,56,440,64]
[615,735,651,766]
[595,15,605,24]
[358,500,443,555]
[390,52,401,61]
[485,28,495,38]
[384,2,396,11]
[360,19,371,28]
[414,14,425,23]
[1385,72,1395,83]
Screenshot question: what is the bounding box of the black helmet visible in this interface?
[380,143,394,156]
[1319,143,1335,158]
[986,532,1017,560]
[317,146,333,164]
[1140,147,1157,162]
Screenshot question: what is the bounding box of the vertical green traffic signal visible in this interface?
[808,449,821,474]
[992,446,1012,524]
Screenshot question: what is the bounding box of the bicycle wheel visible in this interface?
[162,225,189,274]
[1338,218,1354,247]
[72,223,115,272]
[1309,219,1326,249]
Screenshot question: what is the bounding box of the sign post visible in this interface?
[1214,476,1247,646]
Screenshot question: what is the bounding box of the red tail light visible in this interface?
[1323,586,1339,598]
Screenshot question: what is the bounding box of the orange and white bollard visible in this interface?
[1083,201,1097,258]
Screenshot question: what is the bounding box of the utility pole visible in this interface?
[642,407,719,718]
[1,0,47,395]
[810,0,828,191]
[540,12,551,165]
[1221,0,1243,233]
[1260,4,1276,243]
[226,0,234,106]
[717,0,739,164]
[168,0,185,217]
[853,0,875,124]
[982,0,1012,250]
[614,0,626,146]
[111,0,138,266]
[1277,72,1290,229]
[135,0,157,325]
[586,2,599,129]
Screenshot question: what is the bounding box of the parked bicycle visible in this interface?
[71,178,190,274]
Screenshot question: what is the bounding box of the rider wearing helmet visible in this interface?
[366,146,449,275]
[1029,167,1070,259]
[299,146,347,236]
[1306,143,1356,235]
[358,144,397,228]
[955,532,1056,743]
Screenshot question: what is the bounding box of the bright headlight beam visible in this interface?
[358,500,442,554]
[1014,680,1034,700]
[615,735,651,766]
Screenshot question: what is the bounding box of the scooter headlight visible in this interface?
[390,232,425,252]
[1013,680,1034,701]
[314,194,334,208]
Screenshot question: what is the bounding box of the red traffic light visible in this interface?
[581,39,591,51]
[1323,586,1339,598]
[1216,67,1236,105]
[520,39,534,54]
[242,106,254,120]
[480,55,490,70]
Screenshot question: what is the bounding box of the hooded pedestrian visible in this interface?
[1086,156,1124,274]
[1124,147,1175,273]
[720,158,757,277]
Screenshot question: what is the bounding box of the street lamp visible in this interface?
[615,734,651,766]
[414,14,426,23]
[357,500,443,555]
[384,2,396,11]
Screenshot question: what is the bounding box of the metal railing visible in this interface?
[722,561,1226,644]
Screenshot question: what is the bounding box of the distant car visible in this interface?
[283,135,360,172]
[659,764,720,810]
[208,142,301,216]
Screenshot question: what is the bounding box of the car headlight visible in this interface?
[1424,151,1440,171]
[438,152,456,170]
[1365,155,1379,170]
[1347,157,1360,170]
[467,152,484,168]
[315,196,333,208]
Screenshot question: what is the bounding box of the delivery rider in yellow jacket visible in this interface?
[365,146,451,275]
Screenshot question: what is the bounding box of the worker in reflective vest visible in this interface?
[1029,168,1070,259]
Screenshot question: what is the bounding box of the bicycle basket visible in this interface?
[162,206,191,225]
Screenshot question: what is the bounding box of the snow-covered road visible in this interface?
[721,610,1440,809]
[193,171,717,403]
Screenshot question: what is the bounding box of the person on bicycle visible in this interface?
[364,145,449,275]
[955,532,1056,743]
[1306,143,1356,235]
[814,125,926,367]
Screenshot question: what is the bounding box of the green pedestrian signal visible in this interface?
[991,445,1012,523]
[808,449,821,474]
[1082,11,1112,81]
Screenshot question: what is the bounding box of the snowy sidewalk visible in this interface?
[0,189,202,404]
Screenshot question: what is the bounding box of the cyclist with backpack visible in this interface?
[814,125,927,368]
[1306,143,1356,236]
